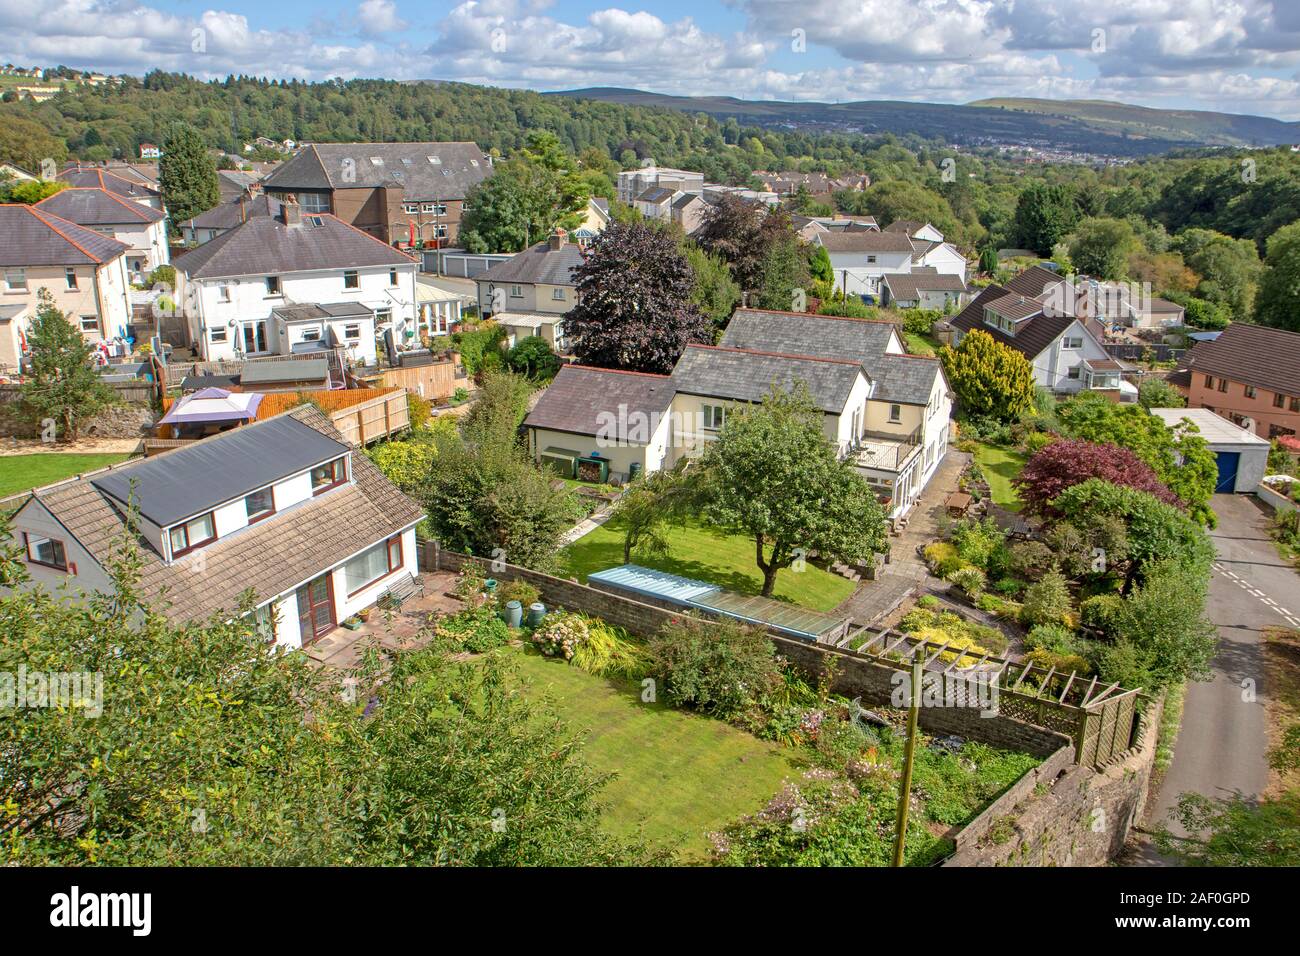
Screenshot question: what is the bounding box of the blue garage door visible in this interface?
[1215,451,1240,493]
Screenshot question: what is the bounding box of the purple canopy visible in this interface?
[158,388,263,426]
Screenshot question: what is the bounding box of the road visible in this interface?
[1132,493,1279,863]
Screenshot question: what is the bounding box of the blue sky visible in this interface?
[5,1,1300,119]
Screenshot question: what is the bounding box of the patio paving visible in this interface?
[304,570,463,670]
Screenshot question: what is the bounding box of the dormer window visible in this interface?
[169,513,215,558]
[245,487,275,523]
[311,457,348,495]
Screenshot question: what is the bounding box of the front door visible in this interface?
[296,574,336,644]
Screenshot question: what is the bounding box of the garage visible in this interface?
[1149,407,1270,494]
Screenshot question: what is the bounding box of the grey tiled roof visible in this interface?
[525,366,674,440]
[57,167,161,200]
[635,186,675,204]
[873,353,943,405]
[174,213,414,279]
[882,272,967,301]
[478,240,583,287]
[27,405,424,625]
[883,220,924,235]
[0,204,130,266]
[181,193,281,231]
[721,308,898,363]
[672,344,864,414]
[815,230,917,253]
[35,187,165,225]
[262,142,492,201]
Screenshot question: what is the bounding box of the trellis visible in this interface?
[842,625,1143,768]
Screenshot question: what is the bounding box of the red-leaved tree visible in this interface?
[1013,438,1184,516]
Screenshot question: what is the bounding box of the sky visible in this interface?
[6,0,1300,119]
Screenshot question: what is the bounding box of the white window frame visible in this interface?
[4,267,27,291]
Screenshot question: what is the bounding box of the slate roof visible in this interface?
[262,142,492,201]
[672,344,864,414]
[721,308,899,363]
[1004,264,1062,298]
[524,365,674,441]
[27,405,423,625]
[873,353,944,405]
[58,166,161,201]
[181,193,281,231]
[0,205,130,266]
[635,186,675,204]
[882,271,967,301]
[173,212,414,279]
[815,231,917,253]
[478,239,583,287]
[1184,322,1300,397]
[35,187,165,226]
[950,283,1078,359]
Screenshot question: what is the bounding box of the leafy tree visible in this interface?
[0,112,67,171]
[753,232,811,311]
[808,244,835,299]
[158,122,221,227]
[563,220,712,373]
[1014,439,1182,517]
[1012,182,1079,256]
[4,179,66,204]
[1057,393,1218,525]
[19,290,116,441]
[505,335,561,381]
[1066,217,1139,279]
[1155,791,1300,866]
[614,469,697,564]
[699,386,887,597]
[939,330,1037,422]
[1173,228,1261,322]
[1102,559,1218,688]
[1254,220,1300,330]
[695,194,799,291]
[683,242,740,327]
[0,523,645,864]
[646,617,780,720]
[1019,571,1073,628]
[1137,378,1186,410]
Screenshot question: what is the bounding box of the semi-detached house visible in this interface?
[35,186,169,278]
[7,405,424,649]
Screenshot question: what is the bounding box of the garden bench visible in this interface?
[376,573,425,611]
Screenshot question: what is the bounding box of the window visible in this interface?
[298,192,330,214]
[403,203,418,215]
[265,275,281,295]
[1204,375,1214,389]
[369,156,384,166]
[65,268,78,290]
[218,284,232,302]
[1218,378,1228,393]
[866,255,877,264]
[1274,393,1286,409]
[509,284,523,299]
[24,533,67,570]
[389,268,399,286]
[703,404,725,430]
[1067,366,1081,380]
[374,307,392,325]
[421,202,436,214]
[552,288,566,301]
[1062,336,1083,349]
[169,513,215,558]
[433,224,448,238]
[3,268,26,291]
[210,326,228,343]
[889,404,902,423]
[311,457,347,494]
[301,327,322,342]
[343,535,403,594]
[344,323,361,340]
[79,316,98,333]
[1245,385,1257,399]
[245,487,275,523]
[1292,398,1300,413]
[343,270,359,289]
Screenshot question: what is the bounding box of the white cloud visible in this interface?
[358,0,408,36]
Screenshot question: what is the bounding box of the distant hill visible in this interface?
[551,88,1300,156]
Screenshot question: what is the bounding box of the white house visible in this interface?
[173,202,419,364]
[815,231,918,298]
[617,166,704,204]
[5,405,425,650]
[35,187,169,278]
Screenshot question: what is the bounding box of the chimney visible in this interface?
[549,228,566,251]
[280,197,301,226]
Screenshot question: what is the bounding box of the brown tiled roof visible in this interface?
[27,405,423,624]
[815,231,916,253]
[950,283,1077,360]
[985,293,1044,323]
[883,220,924,235]
[882,272,967,301]
[1184,322,1300,397]
[1004,264,1062,298]
[525,365,674,441]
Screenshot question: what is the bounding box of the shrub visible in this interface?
[572,619,651,681]
[1024,623,1077,654]
[532,610,589,660]
[916,595,940,610]
[407,392,432,431]
[646,617,780,720]
[1020,572,1073,628]
[949,518,1009,575]
[496,579,541,615]
[1009,540,1056,579]
[435,605,510,653]
[1080,593,1125,636]
[947,566,987,598]
[992,576,1023,597]
[367,435,437,491]
[1022,430,1056,456]
[923,542,967,577]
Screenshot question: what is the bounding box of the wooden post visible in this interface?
[892,649,924,867]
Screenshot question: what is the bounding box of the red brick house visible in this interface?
[1183,323,1300,440]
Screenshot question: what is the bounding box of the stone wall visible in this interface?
[0,384,155,439]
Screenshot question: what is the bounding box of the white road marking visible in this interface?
[1215,562,1300,631]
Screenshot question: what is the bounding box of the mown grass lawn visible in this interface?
[559,517,855,612]
[973,443,1027,513]
[504,645,799,859]
[903,331,943,356]
[0,453,135,498]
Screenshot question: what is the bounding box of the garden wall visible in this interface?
[1256,482,1297,515]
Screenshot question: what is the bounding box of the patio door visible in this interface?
[296,574,336,644]
[242,320,268,355]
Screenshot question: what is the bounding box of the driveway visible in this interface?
[1132,493,1278,863]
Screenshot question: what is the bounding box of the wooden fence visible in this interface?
[156,386,410,446]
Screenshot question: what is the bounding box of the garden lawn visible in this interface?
[559,517,855,612]
[504,645,799,859]
[903,331,942,356]
[0,453,135,498]
[973,443,1027,513]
